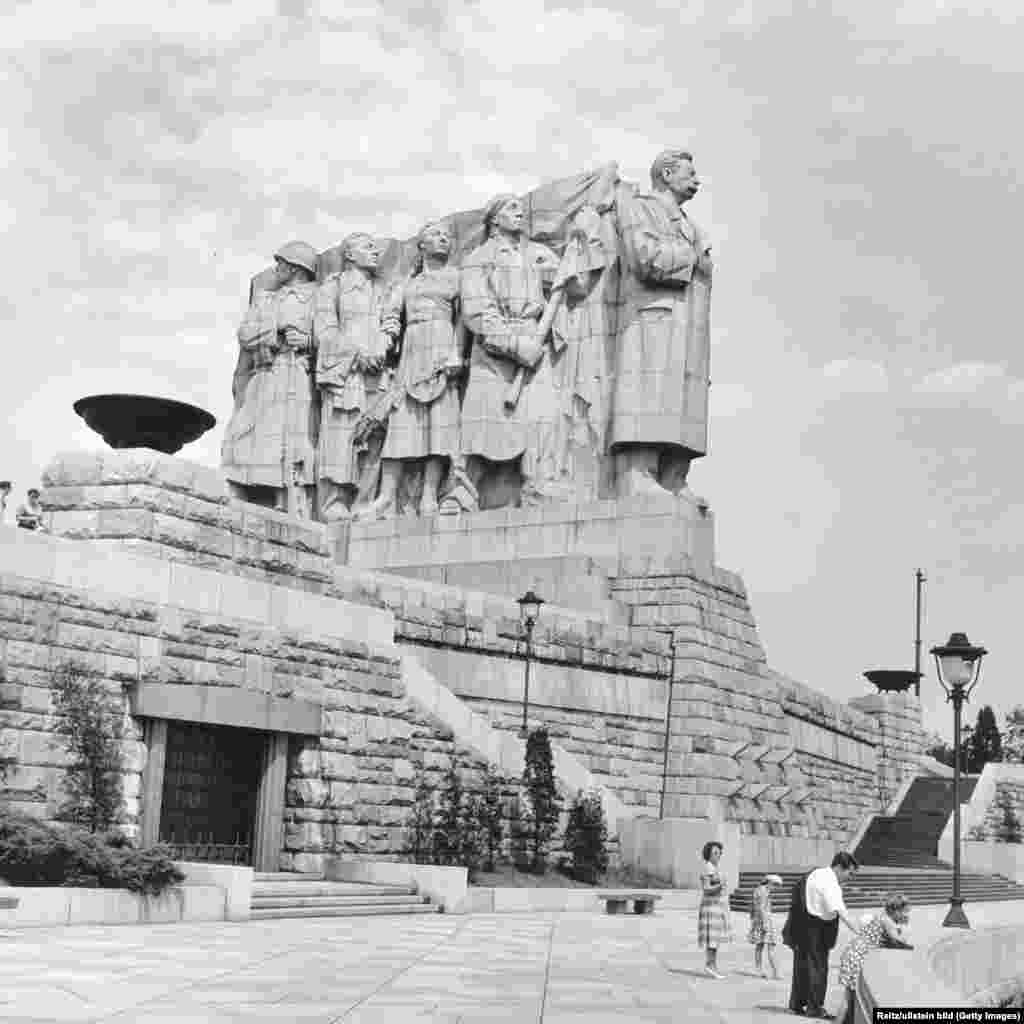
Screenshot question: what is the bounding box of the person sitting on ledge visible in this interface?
[15,488,44,531]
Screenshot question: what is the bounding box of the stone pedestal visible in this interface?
[330,492,715,611]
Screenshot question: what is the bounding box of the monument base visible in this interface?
[330,492,715,610]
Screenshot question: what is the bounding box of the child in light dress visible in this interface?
[748,873,782,978]
[833,894,912,1024]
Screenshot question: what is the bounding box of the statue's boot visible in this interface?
[438,457,480,515]
[355,460,401,521]
[615,448,672,499]
[418,456,445,517]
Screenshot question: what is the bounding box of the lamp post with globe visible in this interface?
[930,632,988,929]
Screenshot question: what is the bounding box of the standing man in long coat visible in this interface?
[610,148,713,498]
[314,232,399,522]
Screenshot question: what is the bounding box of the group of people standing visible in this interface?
[0,481,45,531]
[221,149,714,523]
[696,844,913,1022]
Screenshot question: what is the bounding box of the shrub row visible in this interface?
[402,728,609,883]
[0,810,185,896]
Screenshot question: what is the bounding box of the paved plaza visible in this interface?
[1,900,1022,1023]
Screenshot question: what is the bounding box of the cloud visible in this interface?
[820,358,889,395]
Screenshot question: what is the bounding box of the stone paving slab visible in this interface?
[0,899,1021,1022]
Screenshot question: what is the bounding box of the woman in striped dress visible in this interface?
[698,840,732,978]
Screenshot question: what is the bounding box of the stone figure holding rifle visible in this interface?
[450,194,606,512]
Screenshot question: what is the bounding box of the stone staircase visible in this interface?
[853,775,979,868]
[250,873,440,920]
[729,866,1024,914]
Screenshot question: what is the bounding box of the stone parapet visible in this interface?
[849,690,925,808]
[42,450,335,588]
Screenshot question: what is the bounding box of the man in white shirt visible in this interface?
[785,851,860,1018]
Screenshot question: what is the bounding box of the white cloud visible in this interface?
[914,361,1019,395]
[820,358,889,394]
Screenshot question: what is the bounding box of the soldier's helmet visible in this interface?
[274,241,318,276]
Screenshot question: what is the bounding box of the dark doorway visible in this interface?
[158,721,264,865]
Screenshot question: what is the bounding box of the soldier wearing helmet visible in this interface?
[221,240,320,518]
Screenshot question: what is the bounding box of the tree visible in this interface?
[967,705,1002,773]
[432,757,465,866]
[562,790,609,884]
[992,789,1022,844]
[477,765,505,873]
[1003,707,1024,764]
[521,728,561,874]
[52,662,125,833]
[403,771,436,864]
[923,731,956,769]
[459,792,485,879]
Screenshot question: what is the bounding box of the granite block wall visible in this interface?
[0,533,535,870]
[16,448,928,864]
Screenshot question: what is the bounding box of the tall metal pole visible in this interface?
[914,570,925,697]
[520,618,534,737]
[945,686,969,928]
[659,680,675,820]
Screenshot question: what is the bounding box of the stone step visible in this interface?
[253,872,325,883]
[249,902,440,920]
[252,883,417,899]
[252,894,427,910]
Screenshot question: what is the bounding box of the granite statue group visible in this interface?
[221,149,713,522]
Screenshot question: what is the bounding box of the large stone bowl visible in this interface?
[73,394,216,455]
[863,669,921,694]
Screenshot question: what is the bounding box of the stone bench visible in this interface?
[602,892,662,915]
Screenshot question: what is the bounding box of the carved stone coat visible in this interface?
[609,187,712,457]
[221,281,317,490]
[380,265,462,461]
[314,269,395,486]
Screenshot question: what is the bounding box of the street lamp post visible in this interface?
[517,590,545,738]
[930,631,988,929]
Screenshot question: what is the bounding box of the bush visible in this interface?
[562,790,609,884]
[0,809,184,896]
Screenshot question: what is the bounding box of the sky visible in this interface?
[2,0,1021,744]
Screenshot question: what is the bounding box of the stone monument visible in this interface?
[2,151,929,884]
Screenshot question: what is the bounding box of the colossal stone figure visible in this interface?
[453,194,564,510]
[221,241,319,517]
[609,149,712,498]
[314,233,399,522]
[362,222,464,520]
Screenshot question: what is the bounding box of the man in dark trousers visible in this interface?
[783,851,860,1018]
